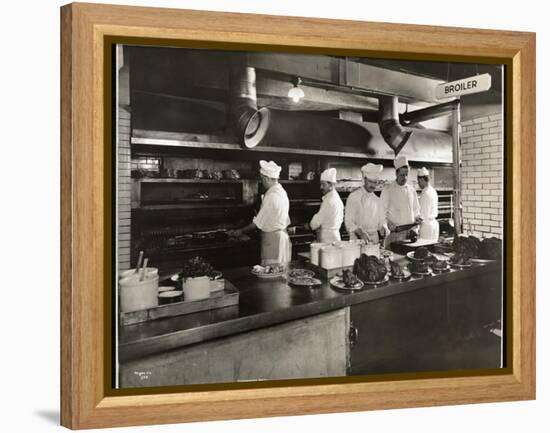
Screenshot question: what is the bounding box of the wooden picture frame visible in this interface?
[60,2,535,429]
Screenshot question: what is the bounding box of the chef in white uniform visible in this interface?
[345,163,388,244]
[381,155,422,248]
[417,167,439,241]
[308,168,344,243]
[228,160,292,266]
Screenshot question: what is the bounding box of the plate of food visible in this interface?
[288,268,315,279]
[330,270,364,291]
[352,254,388,286]
[409,260,431,276]
[251,264,285,279]
[363,274,390,286]
[406,247,432,262]
[289,276,323,287]
[431,259,451,272]
[449,260,473,269]
[388,260,412,281]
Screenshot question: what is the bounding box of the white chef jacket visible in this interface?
[253,183,291,231]
[380,181,420,227]
[419,184,438,221]
[253,183,292,265]
[345,187,386,239]
[310,189,344,241]
[419,184,439,241]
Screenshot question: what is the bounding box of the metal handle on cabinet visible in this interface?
[349,322,359,347]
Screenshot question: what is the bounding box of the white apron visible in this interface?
[317,229,341,244]
[419,219,439,241]
[261,229,292,266]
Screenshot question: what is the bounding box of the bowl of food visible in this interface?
[352,254,389,285]
[389,260,411,280]
[431,259,450,272]
[410,260,430,276]
[330,269,364,291]
[407,247,432,262]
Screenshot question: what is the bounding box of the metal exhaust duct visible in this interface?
[228,63,270,148]
[378,95,413,156]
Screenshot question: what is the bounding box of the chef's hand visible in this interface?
[355,228,371,243]
[415,216,424,224]
[387,220,397,232]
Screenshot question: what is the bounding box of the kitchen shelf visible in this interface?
[135,178,243,184]
[132,129,374,160]
[134,203,251,211]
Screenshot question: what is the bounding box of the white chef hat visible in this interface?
[394,155,409,170]
[320,168,337,183]
[259,160,281,179]
[361,163,383,180]
[417,167,429,177]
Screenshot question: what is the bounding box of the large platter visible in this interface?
[252,270,285,279]
[362,274,390,287]
[329,275,364,291]
[288,276,322,287]
[406,251,433,262]
[389,270,412,281]
[288,268,315,278]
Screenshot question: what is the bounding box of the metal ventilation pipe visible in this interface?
[228,63,270,148]
[378,95,413,155]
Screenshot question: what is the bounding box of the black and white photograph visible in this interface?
[114,45,504,389]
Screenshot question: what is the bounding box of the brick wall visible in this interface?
[118,107,132,271]
[460,112,503,238]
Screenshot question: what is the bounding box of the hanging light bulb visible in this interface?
[287,77,304,103]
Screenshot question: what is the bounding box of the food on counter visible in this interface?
[479,237,502,260]
[410,260,430,274]
[450,253,472,266]
[389,260,406,277]
[431,259,449,271]
[342,269,361,288]
[452,234,475,258]
[408,229,418,243]
[252,264,285,275]
[212,170,224,181]
[178,169,204,179]
[180,256,215,280]
[131,168,160,179]
[223,169,241,180]
[289,276,322,287]
[452,235,502,261]
[352,254,387,283]
[201,169,213,179]
[467,236,481,257]
[414,246,430,259]
[288,268,315,278]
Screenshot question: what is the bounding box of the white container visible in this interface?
[319,246,343,270]
[119,267,158,280]
[310,242,328,266]
[341,242,361,267]
[182,276,211,301]
[361,243,380,258]
[119,274,159,313]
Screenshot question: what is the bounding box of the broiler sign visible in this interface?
[435,73,492,99]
